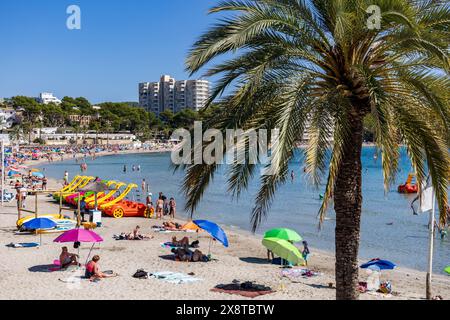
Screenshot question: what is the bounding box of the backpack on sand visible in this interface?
[133,269,148,279]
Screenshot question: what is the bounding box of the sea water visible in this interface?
[37,147,450,273]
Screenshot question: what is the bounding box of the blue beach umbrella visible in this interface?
[193,220,229,248]
[8,170,20,177]
[360,258,396,270]
[32,171,44,178]
[23,218,57,245]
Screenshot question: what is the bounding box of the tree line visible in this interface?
[1,95,216,142]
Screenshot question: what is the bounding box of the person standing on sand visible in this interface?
[64,171,69,186]
[42,176,47,191]
[302,241,310,266]
[156,197,164,219]
[169,197,176,219]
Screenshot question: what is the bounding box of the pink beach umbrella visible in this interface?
[54,229,103,243]
[54,229,103,264]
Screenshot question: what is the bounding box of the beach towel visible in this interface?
[161,242,179,249]
[149,271,202,284]
[281,268,321,278]
[6,242,39,248]
[211,282,274,298]
[154,229,196,233]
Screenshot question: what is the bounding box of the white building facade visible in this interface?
[139,75,210,116]
[0,109,18,130]
[38,92,61,105]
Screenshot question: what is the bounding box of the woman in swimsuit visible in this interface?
[85,255,117,281]
[156,198,164,219]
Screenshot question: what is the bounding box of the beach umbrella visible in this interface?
[79,180,110,210]
[264,228,302,242]
[360,258,396,270]
[23,218,57,245]
[54,228,103,264]
[181,221,202,232]
[444,266,450,275]
[54,228,103,243]
[32,171,44,178]
[7,170,20,177]
[262,237,304,266]
[193,220,228,248]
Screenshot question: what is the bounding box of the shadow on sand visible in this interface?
[28,264,60,273]
[239,257,271,265]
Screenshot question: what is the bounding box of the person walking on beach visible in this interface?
[146,193,153,218]
[80,197,88,222]
[156,196,164,219]
[169,197,176,219]
[19,186,27,208]
[64,171,69,186]
[302,241,310,266]
[42,176,47,191]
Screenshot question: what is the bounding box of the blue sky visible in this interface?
[0,0,221,103]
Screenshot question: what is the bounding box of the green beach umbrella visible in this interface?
[262,237,304,266]
[444,266,450,275]
[264,228,302,242]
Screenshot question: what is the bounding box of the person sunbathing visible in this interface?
[163,221,182,231]
[126,226,153,240]
[171,247,193,262]
[85,255,117,281]
[171,236,190,247]
[59,246,79,268]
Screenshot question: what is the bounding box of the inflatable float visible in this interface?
[398,173,418,194]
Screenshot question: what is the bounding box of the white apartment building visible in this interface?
[38,92,61,105]
[0,109,18,130]
[139,75,210,116]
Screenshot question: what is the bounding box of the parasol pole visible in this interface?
[208,237,211,256]
[426,190,436,300]
[85,243,95,266]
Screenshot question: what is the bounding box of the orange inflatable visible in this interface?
[398,173,418,194]
[103,200,151,219]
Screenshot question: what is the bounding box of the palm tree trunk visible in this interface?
[333,112,364,300]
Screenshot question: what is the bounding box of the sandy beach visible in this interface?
[0,168,449,300]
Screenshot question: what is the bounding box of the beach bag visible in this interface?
[133,269,148,279]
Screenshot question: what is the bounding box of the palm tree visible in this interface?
[179,0,449,300]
